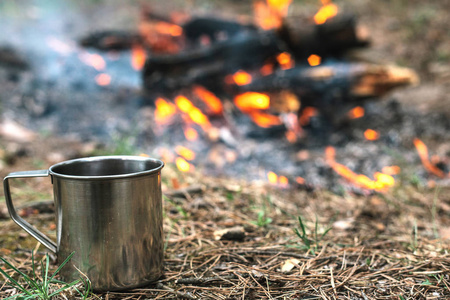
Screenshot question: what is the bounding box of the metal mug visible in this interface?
[3,155,165,291]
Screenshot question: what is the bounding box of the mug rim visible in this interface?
[49,155,164,180]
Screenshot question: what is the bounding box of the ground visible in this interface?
[0,0,450,299]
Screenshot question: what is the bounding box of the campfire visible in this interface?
[1,1,450,299]
[1,0,448,193]
[78,0,447,192]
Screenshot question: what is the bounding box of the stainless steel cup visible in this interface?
[3,155,165,291]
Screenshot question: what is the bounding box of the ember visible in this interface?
[155,98,177,124]
[248,111,281,128]
[234,92,270,111]
[307,54,321,67]
[193,86,223,115]
[325,146,395,191]
[226,70,253,86]
[175,157,193,172]
[176,146,196,161]
[364,129,379,141]
[348,106,365,119]
[154,22,183,37]
[131,44,146,71]
[413,138,446,178]
[267,171,289,187]
[276,52,294,70]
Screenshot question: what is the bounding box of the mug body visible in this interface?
[49,156,164,291]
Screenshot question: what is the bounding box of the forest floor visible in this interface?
[1,0,450,299]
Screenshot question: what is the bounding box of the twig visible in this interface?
[176,274,237,285]
[165,185,205,199]
[155,283,197,300]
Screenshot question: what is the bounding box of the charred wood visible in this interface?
[279,14,369,59]
[238,62,418,100]
[79,30,142,50]
[237,62,418,122]
[182,17,258,44]
[142,31,286,92]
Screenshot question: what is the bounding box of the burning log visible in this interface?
[236,62,419,120]
[174,17,257,44]
[79,16,256,51]
[142,31,285,92]
[141,13,370,92]
[278,14,369,60]
[238,62,419,98]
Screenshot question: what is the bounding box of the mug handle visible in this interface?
[3,170,57,253]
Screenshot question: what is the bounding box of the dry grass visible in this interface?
[1,162,449,299]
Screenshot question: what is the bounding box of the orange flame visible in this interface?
[175,146,196,161]
[154,22,183,36]
[254,1,281,30]
[184,127,199,141]
[188,108,211,130]
[226,70,253,86]
[268,171,278,184]
[254,0,292,30]
[314,0,338,25]
[79,52,106,71]
[299,107,318,126]
[234,92,270,111]
[268,171,289,187]
[176,157,192,172]
[307,54,322,66]
[95,73,111,86]
[175,95,193,113]
[348,106,365,119]
[175,95,211,130]
[267,0,292,16]
[413,138,445,178]
[193,86,223,115]
[276,52,294,70]
[279,175,289,187]
[155,97,177,124]
[364,129,379,141]
[249,111,281,128]
[131,44,146,71]
[325,146,395,191]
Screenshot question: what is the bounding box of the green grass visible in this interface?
[293,215,332,255]
[0,252,91,300]
[251,210,273,228]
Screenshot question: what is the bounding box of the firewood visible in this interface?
[142,31,286,92]
[278,14,370,59]
[141,14,370,92]
[180,17,258,44]
[236,62,418,124]
[237,62,419,100]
